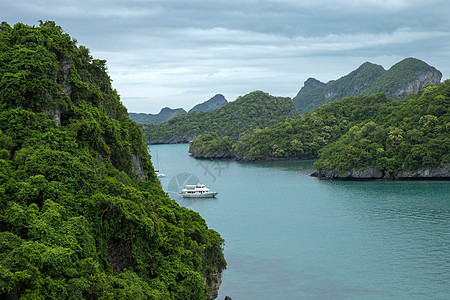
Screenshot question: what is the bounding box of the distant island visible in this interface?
[190,81,449,180]
[141,57,442,145]
[129,107,187,124]
[293,58,442,114]
[129,94,228,125]
[139,91,295,144]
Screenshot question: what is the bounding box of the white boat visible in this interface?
[155,170,165,178]
[154,152,166,178]
[180,182,218,198]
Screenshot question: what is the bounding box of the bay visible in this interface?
[150,144,450,300]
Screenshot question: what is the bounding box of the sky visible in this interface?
[2,0,450,113]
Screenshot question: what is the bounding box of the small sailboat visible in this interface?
[154,152,166,178]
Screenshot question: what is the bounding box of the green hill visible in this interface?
[314,81,449,179]
[190,93,395,160]
[140,91,296,144]
[0,21,225,299]
[129,107,186,124]
[190,81,449,180]
[293,58,442,115]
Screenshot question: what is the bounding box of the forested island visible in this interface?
[140,91,295,144]
[190,82,449,180]
[0,21,226,299]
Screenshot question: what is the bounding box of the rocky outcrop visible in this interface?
[312,167,384,180]
[189,94,228,113]
[312,164,450,180]
[131,154,146,181]
[297,78,325,94]
[394,70,442,97]
[106,238,132,272]
[205,270,222,299]
[148,134,199,145]
[61,59,72,96]
[396,164,449,179]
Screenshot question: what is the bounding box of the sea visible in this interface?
[150,144,450,300]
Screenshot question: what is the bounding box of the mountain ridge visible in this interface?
[293,58,442,114]
[129,107,187,124]
[189,94,228,113]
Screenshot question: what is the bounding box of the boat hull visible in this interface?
[181,192,218,198]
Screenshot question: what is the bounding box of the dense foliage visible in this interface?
[140,91,296,144]
[211,93,395,160]
[314,81,450,175]
[0,21,225,299]
[129,108,187,125]
[192,81,449,178]
[189,133,236,159]
[292,58,441,115]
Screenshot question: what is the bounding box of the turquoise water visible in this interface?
[150,144,450,300]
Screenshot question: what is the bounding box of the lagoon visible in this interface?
[151,144,450,300]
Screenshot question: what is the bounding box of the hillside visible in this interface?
[190,93,396,160]
[190,82,449,180]
[129,107,186,124]
[140,91,296,144]
[189,94,228,113]
[293,58,442,114]
[0,21,225,299]
[313,81,449,179]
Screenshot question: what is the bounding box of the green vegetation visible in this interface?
[189,132,236,159]
[192,81,449,179]
[293,58,442,115]
[129,108,187,124]
[203,93,395,160]
[0,21,225,299]
[315,81,449,175]
[140,91,295,144]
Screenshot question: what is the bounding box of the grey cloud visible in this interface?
[1,0,449,113]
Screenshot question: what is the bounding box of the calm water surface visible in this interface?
[150,144,450,300]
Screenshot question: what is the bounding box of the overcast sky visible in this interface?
[2,0,450,113]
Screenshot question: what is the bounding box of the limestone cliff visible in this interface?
[312,164,450,180]
[189,94,228,113]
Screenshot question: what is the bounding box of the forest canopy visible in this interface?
[190,81,449,179]
[0,21,225,299]
[140,91,295,144]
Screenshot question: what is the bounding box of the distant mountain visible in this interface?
[293,58,442,114]
[140,91,295,144]
[189,94,228,113]
[129,107,186,124]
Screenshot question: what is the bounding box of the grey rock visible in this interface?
[396,164,449,179]
[189,94,228,113]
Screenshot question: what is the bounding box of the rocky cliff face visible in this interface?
[189,94,228,113]
[205,270,222,299]
[312,164,450,180]
[394,70,442,97]
[297,77,326,94]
